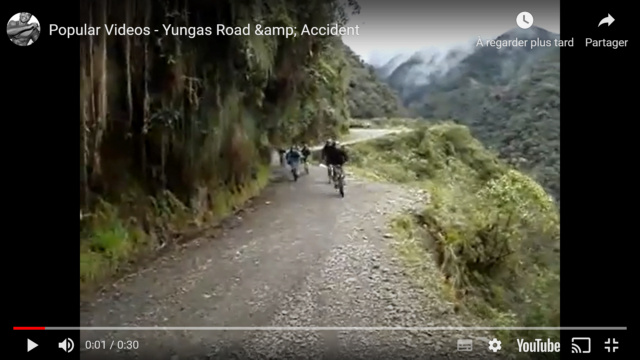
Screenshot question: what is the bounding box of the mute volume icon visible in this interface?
[59,338,74,353]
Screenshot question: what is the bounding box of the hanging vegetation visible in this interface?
[79,0,360,291]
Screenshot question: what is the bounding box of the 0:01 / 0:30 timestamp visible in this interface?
[83,340,140,351]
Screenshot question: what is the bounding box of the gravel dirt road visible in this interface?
[80,129,506,359]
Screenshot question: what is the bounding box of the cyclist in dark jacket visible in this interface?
[300,143,311,162]
[320,139,332,160]
[325,141,348,186]
[277,147,287,166]
[326,142,348,166]
[321,139,335,183]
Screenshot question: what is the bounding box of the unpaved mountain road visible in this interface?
[333,128,408,147]
[309,128,408,151]
[80,129,504,359]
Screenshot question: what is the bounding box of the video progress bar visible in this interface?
[14,326,628,331]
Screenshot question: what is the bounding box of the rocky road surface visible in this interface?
[80,129,506,359]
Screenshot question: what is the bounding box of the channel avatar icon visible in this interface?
[7,12,40,46]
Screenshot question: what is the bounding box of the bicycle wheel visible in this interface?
[335,168,344,196]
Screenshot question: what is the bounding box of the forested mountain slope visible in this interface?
[343,45,408,119]
[377,27,561,200]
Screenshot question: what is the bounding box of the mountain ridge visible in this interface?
[370,26,561,200]
[375,26,559,92]
[343,44,408,119]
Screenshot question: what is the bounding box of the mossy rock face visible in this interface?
[80,166,271,295]
[79,0,366,294]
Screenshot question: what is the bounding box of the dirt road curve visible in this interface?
[315,128,407,150]
[80,129,503,359]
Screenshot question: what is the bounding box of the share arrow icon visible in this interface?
[598,14,615,27]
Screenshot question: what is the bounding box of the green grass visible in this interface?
[80,165,271,294]
[349,122,560,356]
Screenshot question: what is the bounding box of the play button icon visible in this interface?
[27,339,38,352]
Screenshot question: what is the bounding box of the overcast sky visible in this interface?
[342,0,560,64]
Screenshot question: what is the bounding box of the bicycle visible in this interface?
[331,165,345,197]
[290,161,300,181]
[326,163,334,184]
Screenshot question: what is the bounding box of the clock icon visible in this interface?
[516,11,534,29]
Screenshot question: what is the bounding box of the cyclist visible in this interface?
[321,139,335,183]
[277,147,287,166]
[326,141,348,188]
[300,143,311,173]
[285,145,303,179]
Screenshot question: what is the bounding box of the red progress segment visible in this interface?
[13,327,45,330]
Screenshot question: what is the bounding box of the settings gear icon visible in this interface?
[488,338,502,352]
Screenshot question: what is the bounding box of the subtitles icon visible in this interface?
[457,339,473,351]
[571,337,591,353]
